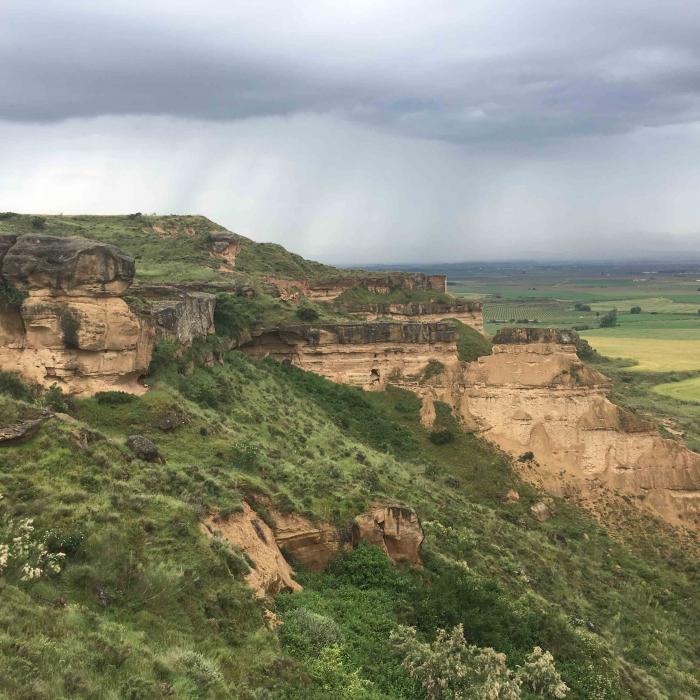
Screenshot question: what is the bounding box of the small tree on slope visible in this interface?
[390,624,569,700]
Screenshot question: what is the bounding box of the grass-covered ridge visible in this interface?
[0,213,340,282]
[1,341,698,698]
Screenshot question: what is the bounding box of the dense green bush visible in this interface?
[598,309,618,328]
[214,293,259,339]
[296,306,320,322]
[95,391,136,405]
[429,428,454,445]
[0,371,34,402]
[0,279,27,307]
[630,306,642,314]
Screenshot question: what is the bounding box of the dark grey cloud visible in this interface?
[3,1,700,145]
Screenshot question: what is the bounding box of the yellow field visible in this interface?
[583,336,700,372]
[653,376,700,403]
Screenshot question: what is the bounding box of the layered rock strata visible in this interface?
[421,328,700,529]
[350,300,483,332]
[352,504,424,565]
[0,234,213,394]
[240,322,460,389]
[202,504,301,598]
[301,272,447,301]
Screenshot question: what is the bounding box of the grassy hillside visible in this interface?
[0,213,339,282]
[1,339,698,698]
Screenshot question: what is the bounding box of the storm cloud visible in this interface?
[1,1,700,262]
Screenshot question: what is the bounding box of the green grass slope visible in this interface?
[0,213,339,282]
[1,340,698,699]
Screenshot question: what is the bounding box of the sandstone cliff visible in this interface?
[420,328,700,530]
[240,321,460,389]
[349,299,483,332]
[299,272,447,301]
[0,234,213,395]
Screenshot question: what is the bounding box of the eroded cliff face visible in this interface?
[0,234,214,395]
[350,300,483,332]
[301,272,447,300]
[240,321,460,390]
[421,329,700,530]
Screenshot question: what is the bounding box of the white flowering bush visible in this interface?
[391,624,569,699]
[0,494,65,582]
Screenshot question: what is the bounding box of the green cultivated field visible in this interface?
[654,376,700,403]
[426,260,700,442]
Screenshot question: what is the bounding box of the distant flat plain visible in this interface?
[433,261,700,403]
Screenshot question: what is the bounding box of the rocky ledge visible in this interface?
[348,299,483,332]
[240,322,460,389]
[418,327,700,530]
[0,234,213,394]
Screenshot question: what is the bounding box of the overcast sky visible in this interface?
[2,0,700,263]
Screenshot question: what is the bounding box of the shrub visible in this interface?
[598,309,617,328]
[327,543,403,591]
[0,510,66,583]
[43,383,74,413]
[95,391,137,405]
[148,340,179,376]
[429,429,454,445]
[213,293,258,339]
[0,279,27,307]
[391,624,569,699]
[630,306,642,314]
[422,359,445,381]
[281,607,342,656]
[0,371,34,402]
[296,306,320,322]
[30,216,46,230]
[574,303,591,312]
[518,451,535,462]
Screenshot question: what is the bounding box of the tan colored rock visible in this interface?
[272,510,343,571]
[352,504,424,565]
[420,396,437,427]
[442,330,700,531]
[209,232,242,267]
[0,236,213,395]
[504,489,520,503]
[530,501,552,522]
[2,234,134,296]
[202,503,301,598]
[350,300,483,333]
[241,322,460,391]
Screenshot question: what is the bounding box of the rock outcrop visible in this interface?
[240,322,460,390]
[0,234,214,395]
[352,504,424,565]
[1,234,134,295]
[421,328,700,530]
[209,232,242,267]
[202,503,301,598]
[349,300,483,332]
[272,510,344,571]
[0,234,154,395]
[300,272,447,301]
[132,286,215,344]
[126,435,165,463]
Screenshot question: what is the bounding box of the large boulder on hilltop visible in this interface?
[1,234,135,295]
[352,504,423,565]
